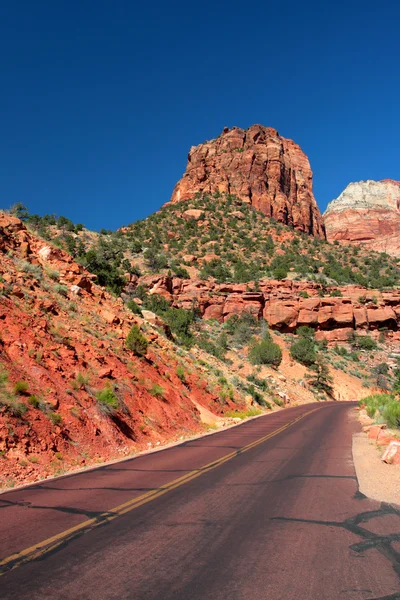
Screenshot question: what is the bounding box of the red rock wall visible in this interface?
[169,125,326,238]
[137,275,400,341]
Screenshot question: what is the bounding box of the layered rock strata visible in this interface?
[324,180,400,256]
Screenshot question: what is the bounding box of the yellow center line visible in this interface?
[0,406,323,575]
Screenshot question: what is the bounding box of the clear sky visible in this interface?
[1,1,398,231]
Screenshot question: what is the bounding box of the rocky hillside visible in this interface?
[324,180,400,256]
[169,124,326,238]
[2,208,393,489]
[124,194,400,289]
[0,213,260,487]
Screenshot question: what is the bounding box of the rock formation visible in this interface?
[324,180,400,256]
[134,274,400,341]
[169,124,326,238]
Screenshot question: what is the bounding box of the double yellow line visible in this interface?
[0,406,322,576]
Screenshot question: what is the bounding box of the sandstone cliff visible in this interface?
[324,180,400,256]
[169,125,326,238]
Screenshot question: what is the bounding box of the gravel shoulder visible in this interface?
[352,429,400,506]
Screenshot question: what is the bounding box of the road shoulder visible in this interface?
[352,430,400,506]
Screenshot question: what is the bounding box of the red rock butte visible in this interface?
[169,124,326,238]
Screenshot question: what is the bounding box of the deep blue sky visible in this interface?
[1,1,398,231]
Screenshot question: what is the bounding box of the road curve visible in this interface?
[0,402,399,600]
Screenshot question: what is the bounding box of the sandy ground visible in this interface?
[352,430,400,506]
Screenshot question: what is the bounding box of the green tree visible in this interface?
[272,265,288,280]
[10,203,29,221]
[306,356,334,396]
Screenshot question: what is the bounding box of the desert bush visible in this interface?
[54,284,68,297]
[96,386,119,416]
[126,325,148,356]
[374,363,389,375]
[382,400,400,428]
[28,395,40,408]
[0,397,28,417]
[296,326,315,341]
[359,393,393,419]
[290,338,316,366]
[348,332,377,351]
[48,411,63,425]
[248,339,282,367]
[150,384,165,398]
[126,299,142,315]
[14,381,29,395]
[176,365,186,382]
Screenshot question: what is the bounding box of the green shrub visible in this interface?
[28,395,40,408]
[360,393,393,419]
[16,260,42,280]
[357,335,377,351]
[382,400,400,428]
[272,265,288,280]
[173,265,190,279]
[225,408,262,419]
[54,284,68,297]
[126,325,148,356]
[374,363,389,375]
[348,332,377,351]
[296,326,315,341]
[150,384,165,398]
[45,267,60,281]
[96,387,119,416]
[290,338,316,366]
[126,300,142,315]
[305,356,334,395]
[248,339,282,367]
[176,365,186,382]
[48,411,63,425]
[14,381,29,395]
[0,397,28,417]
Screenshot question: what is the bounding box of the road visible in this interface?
[0,402,399,600]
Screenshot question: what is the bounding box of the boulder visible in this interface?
[182,209,204,221]
[264,301,299,330]
[382,441,400,464]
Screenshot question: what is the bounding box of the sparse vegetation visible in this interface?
[150,384,165,399]
[125,325,148,356]
[360,393,400,428]
[13,381,29,395]
[96,386,120,416]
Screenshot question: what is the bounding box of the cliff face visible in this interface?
[324,180,400,256]
[170,125,326,238]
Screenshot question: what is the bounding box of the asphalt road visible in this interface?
[0,402,399,600]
